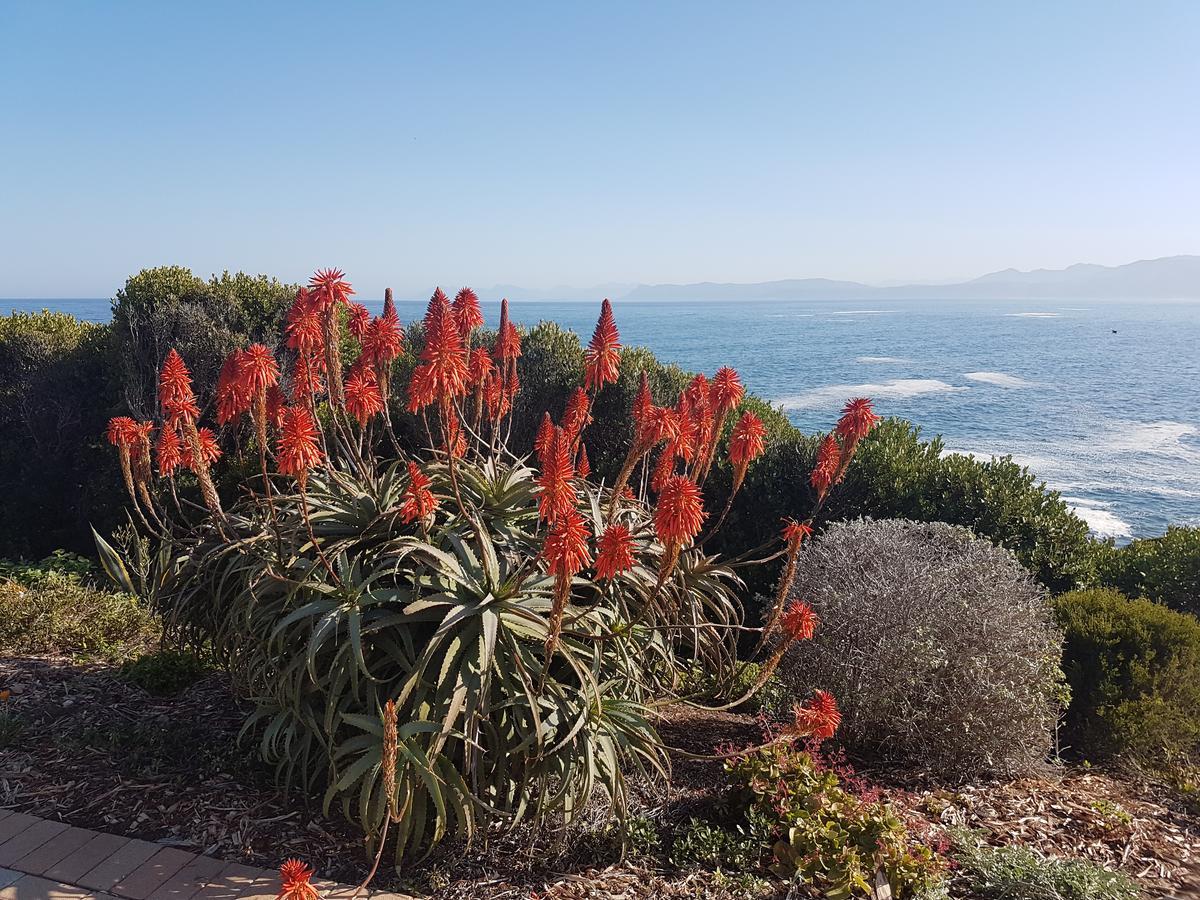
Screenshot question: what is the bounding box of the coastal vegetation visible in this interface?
[1,266,1198,898]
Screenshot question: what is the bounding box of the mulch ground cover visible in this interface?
[2,655,1198,898]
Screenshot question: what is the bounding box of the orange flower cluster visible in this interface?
[400,461,437,524]
[810,397,880,503]
[584,298,621,391]
[790,689,842,741]
[276,405,322,487]
[594,524,634,581]
[276,859,319,900]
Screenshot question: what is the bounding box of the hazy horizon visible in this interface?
[2,3,1198,297]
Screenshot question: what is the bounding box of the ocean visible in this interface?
[8,296,1200,541]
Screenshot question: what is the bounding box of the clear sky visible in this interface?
[2,1,1198,298]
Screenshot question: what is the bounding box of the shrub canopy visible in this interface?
[778,518,1067,779]
[1054,588,1200,764]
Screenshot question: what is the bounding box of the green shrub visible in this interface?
[948,828,1139,900]
[669,813,769,871]
[0,311,125,558]
[0,550,96,586]
[727,742,946,898]
[1054,588,1200,764]
[714,419,1093,597]
[1092,525,1200,617]
[0,573,159,660]
[119,649,212,696]
[779,519,1066,779]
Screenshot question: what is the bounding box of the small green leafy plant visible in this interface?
[948,828,1139,900]
[120,649,212,696]
[726,741,947,899]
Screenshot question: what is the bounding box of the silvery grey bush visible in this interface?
[776,518,1066,779]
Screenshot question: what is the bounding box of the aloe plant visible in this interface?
[97,270,876,864]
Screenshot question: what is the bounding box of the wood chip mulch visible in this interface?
[3,655,1199,898]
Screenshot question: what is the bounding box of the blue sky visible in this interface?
[1,1,1197,297]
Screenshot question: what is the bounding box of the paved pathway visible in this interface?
[0,811,409,900]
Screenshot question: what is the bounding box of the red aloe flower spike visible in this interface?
[483,373,508,420]
[584,298,621,392]
[543,505,592,579]
[408,288,468,411]
[291,354,324,405]
[158,349,194,407]
[536,425,577,523]
[163,394,200,428]
[285,290,323,354]
[836,397,879,446]
[494,298,522,361]
[405,365,436,414]
[265,384,286,429]
[790,690,841,741]
[562,386,592,448]
[156,426,183,477]
[240,344,281,396]
[650,443,677,493]
[276,859,320,900]
[308,268,355,309]
[834,396,879,481]
[400,461,438,524]
[468,346,494,388]
[654,474,706,550]
[632,371,652,430]
[576,443,591,479]
[780,600,819,642]
[276,405,323,487]
[654,473,706,579]
[760,518,816,645]
[442,412,467,458]
[215,350,252,425]
[453,287,484,341]
[594,524,634,580]
[711,367,745,420]
[182,426,222,471]
[534,412,555,465]
[347,302,371,342]
[727,411,767,493]
[345,368,385,427]
[810,433,842,502]
[542,506,592,659]
[783,519,813,550]
[106,416,140,449]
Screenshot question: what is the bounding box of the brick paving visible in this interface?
[0,811,411,900]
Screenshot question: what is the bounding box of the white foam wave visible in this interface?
[775,379,965,410]
[1005,312,1061,318]
[1062,498,1133,539]
[830,309,890,315]
[1100,421,1199,455]
[963,371,1041,388]
[857,356,910,364]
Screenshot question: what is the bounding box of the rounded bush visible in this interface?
[1092,526,1200,617]
[777,518,1066,779]
[1054,588,1200,764]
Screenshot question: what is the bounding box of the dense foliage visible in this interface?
[1054,588,1200,764]
[725,742,946,898]
[1091,525,1200,617]
[714,419,1093,596]
[0,564,158,660]
[778,519,1067,779]
[0,311,124,557]
[2,266,1105,596]
[94,272,855,864]
[948,829,1139,900]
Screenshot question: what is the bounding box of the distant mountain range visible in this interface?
[481,255,1200,302]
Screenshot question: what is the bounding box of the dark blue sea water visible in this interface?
[8,296,1200,540]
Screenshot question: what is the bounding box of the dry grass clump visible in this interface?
[0,572,159,660]
[778,518,1065,780]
